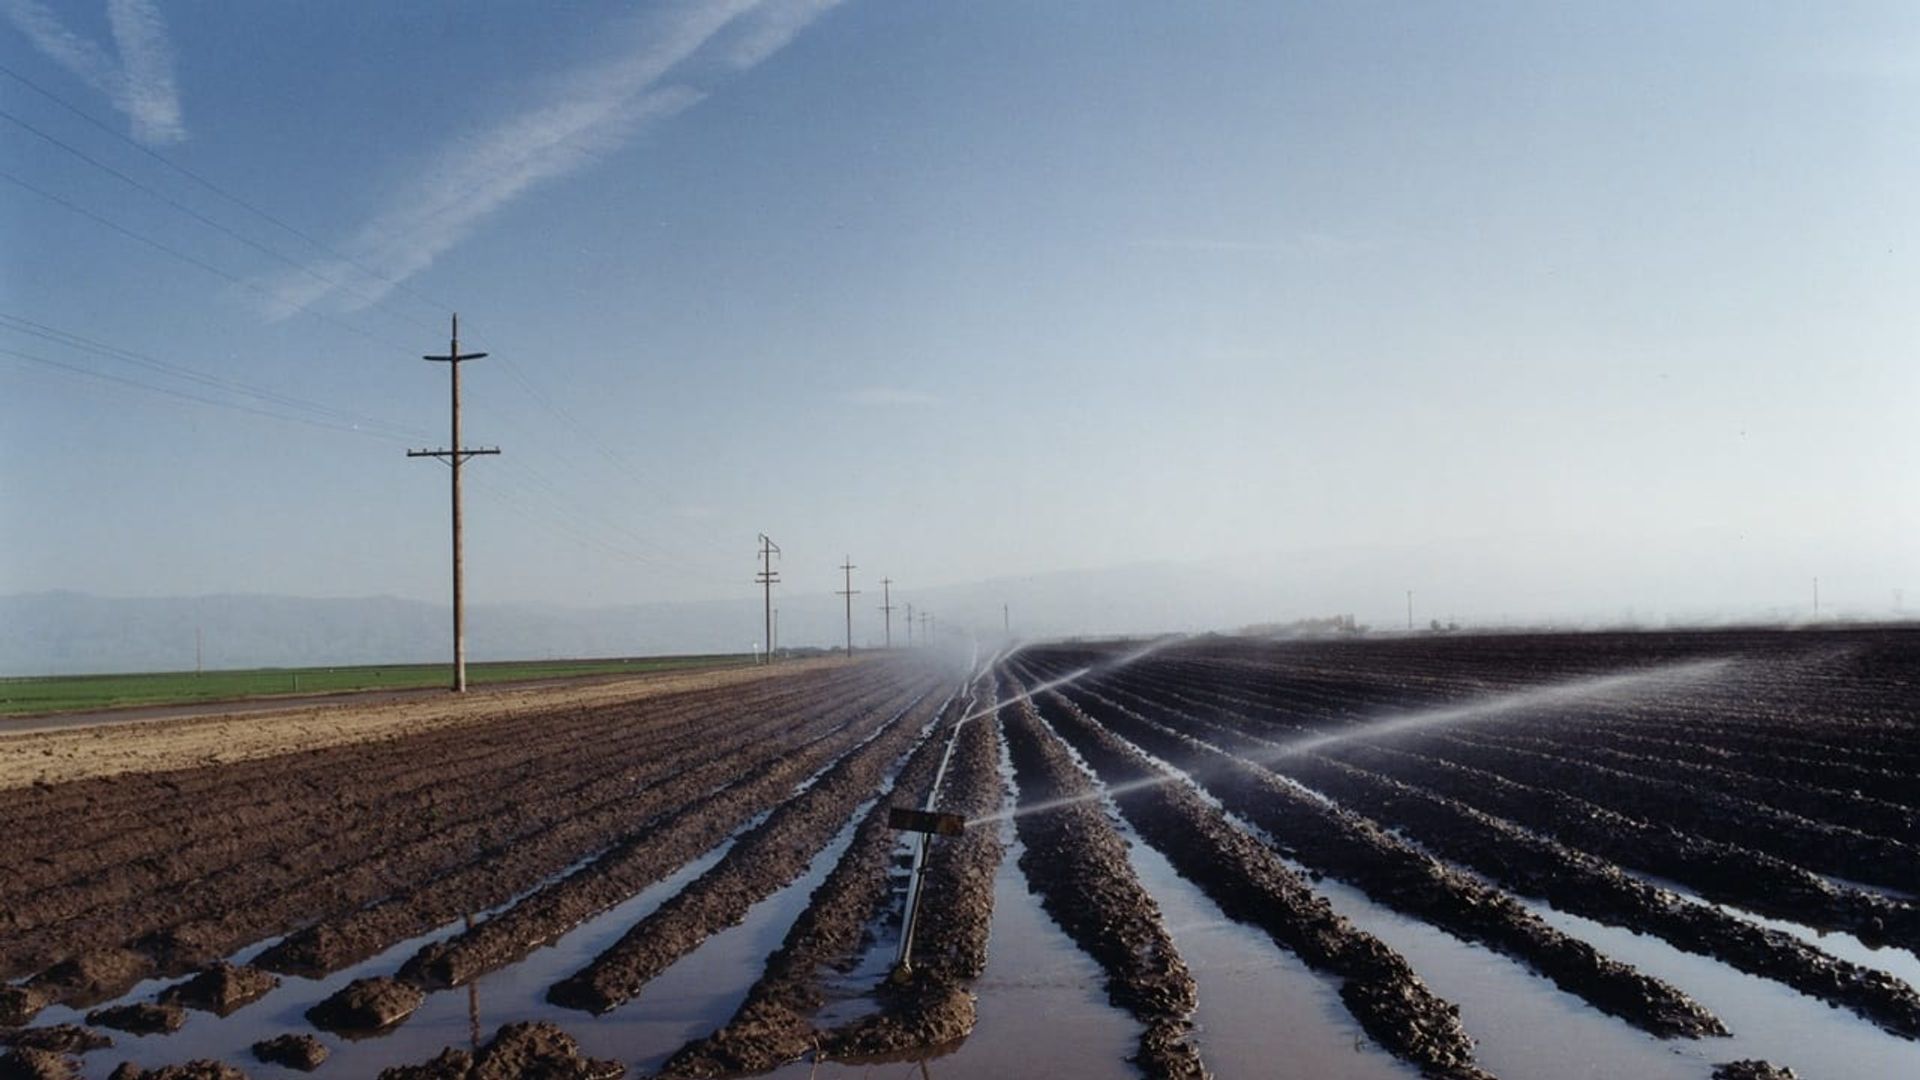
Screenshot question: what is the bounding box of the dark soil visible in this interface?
[547,684,941,1014]
[377,1021,622,1080]
[0,1047,77,1080]
[997,686,1205,1079]
[1712,1062,1799,1080]
[249,1034,327,1072]
[1032,678,1497,1078]
[824,677,1007,1062]
[0,663,888,1007]
[304,977,423,1034]
[659,686,965,1076]
[84,1003,184,1037]
[158,963,278,1016]
[257,671,910,980]
[0,1028,109,1055]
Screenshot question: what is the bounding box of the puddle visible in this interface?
[1114,816,1418,1079]
[1308,876,1701,1080]
[1522,899,1920,1078]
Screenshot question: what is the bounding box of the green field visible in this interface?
[0,654,754,717]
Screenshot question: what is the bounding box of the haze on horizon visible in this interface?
[3,2,1917,637]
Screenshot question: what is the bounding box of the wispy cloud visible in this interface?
[2,0,184,144]
[259,0,846,319]
[841,387,941,407]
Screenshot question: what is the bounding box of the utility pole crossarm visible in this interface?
[406,313,500,693]
[836,557,860,658]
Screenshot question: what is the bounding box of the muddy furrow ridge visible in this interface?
[545,679,945,1015]
[1415,728,1920,893]
[1092,669,1920,1040]
[995,682,1206,1079]
[0,666,872,856]
[657,678,970,1076]
[1456,728,1920,847]
[1029,672,1496,1078]
[0,676,849,958]
[257,672,917,980]
[1026,667,1729,1041]
[3,673,901,990]
[402,676,941,990]
[822,670,1008,1063]
[1323,739,1920,952]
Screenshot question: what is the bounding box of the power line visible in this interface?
[0,168,418,356]
[0,344,416,441]
[0,105,424,325]
[0,311,423,439]
[0,61,450,327]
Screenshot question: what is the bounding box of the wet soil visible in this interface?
[1029,679,1490,1078]
[305,976,424,1034]
[822,677,1007,1062]
[248,1033,325,1071]
[546,683,941,1013]
[658,686,964,1076]
[1027,666,1726,1043]
[997,684,1205,1079]
[0,1047,78,1080]
[156,965,277,1018]
[376,1021,621,1080]
[83,1005,183,1038]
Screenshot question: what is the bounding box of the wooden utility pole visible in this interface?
[1003,603,1009,636]
[1406,590,1414,632]
[756,534,780,664]
[906,601,914,648]
[408,313,500,692]
[837,557,860,657]
[879,577,895,648]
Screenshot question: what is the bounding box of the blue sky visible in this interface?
[3,1,1918,629]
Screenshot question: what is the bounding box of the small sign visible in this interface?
[888,806,967,837]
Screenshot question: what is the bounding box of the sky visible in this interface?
[3,1,1919,633]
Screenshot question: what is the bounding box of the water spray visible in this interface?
[967,655,1737,826]
[887,636,1183,979]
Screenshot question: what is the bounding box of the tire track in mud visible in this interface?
[995,680,1206,1080]
[1082,657,1920,1041]
[1028,672,1493,1079]
[656,680,970,1076]
[544,680,946,1016]
[1023,667,1728,1043]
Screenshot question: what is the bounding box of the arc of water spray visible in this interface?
[971,655,1737,825]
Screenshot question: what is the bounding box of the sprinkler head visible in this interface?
[887,807,967,836]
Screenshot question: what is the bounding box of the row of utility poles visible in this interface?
[750,539,965,663]
[406,314,1002,689]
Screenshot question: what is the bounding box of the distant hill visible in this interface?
[0,561,1285,675]
[3,531,1883,674]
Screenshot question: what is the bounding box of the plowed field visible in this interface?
[3,630,1917,1079]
